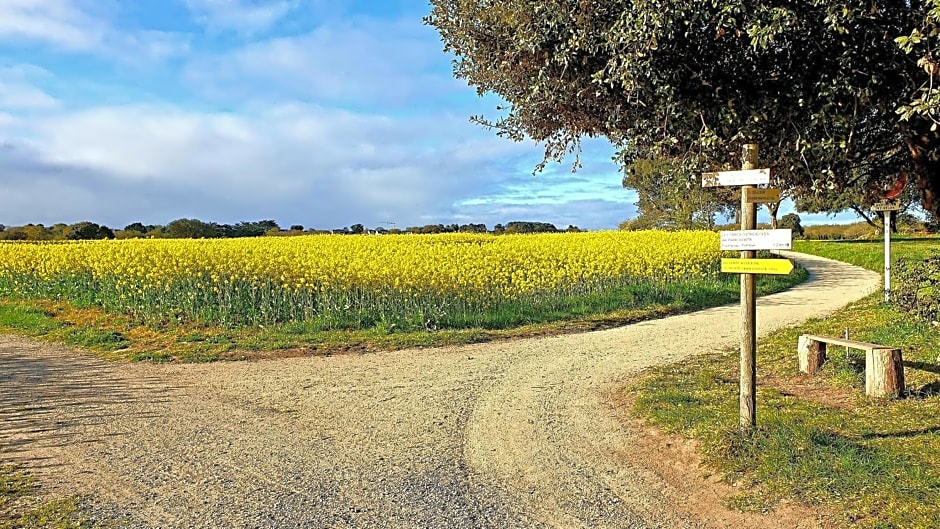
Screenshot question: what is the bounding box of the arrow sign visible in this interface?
[721,258,794,275]
[743,187,781,204]
[720,229,792,251]
[702,168,771,187]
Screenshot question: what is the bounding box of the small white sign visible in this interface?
[702,168,771,187]
[720,229,793,251]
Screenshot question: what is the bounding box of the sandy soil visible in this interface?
[0,252,879,528]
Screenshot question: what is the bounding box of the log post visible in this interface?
[740,143,759,432]
[798,336,827,375]
[866,348,905,398]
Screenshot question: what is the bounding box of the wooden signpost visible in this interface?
[872,200,901,302]
[703,144,793,432]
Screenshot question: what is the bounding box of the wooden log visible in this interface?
[866,348,905,398]
[739,143,759,432]
[798,336,827,375]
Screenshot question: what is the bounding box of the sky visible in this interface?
[0,0,853,231]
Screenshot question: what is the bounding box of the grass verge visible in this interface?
[0,466,97,529]
[631,239,940,528]
[0,265,808,362]
[795,236,940,271]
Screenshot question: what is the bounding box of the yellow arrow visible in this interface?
[721,258,794,275]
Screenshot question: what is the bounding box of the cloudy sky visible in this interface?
[0,0,647,231]
[1,0,860,232]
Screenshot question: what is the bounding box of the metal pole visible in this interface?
[740,143,758,432]
[884,211,891,302]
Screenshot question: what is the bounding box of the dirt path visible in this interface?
[0,253,879,528]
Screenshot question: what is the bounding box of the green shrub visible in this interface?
[893,253,940,323]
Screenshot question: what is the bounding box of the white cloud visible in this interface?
[0,82,58,109]
[184,17,458,106]
[0,0,105,51]
[0,65,59,109]
[0,113,20,129]
[183,0,296,34]
[0,0,189,62]
[2,102,569,228]
[112,30,192,62]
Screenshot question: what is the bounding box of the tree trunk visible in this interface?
[767,201,780,229]
[798,336,827,374]
[866,348,905,398]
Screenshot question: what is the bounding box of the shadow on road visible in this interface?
[0,341,178,469]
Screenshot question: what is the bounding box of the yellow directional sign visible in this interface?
[721,258,794,275]
[743,187,781,204]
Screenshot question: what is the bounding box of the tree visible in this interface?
[218,220,279,238]
[20,224,52,241]
[426,2,940,217]
[165,218,221,239]
[623,155,735,230]
[459,223,488,233]
[64,222,102,240]
[778,213,805,238]
[795,174,922,233]
[504,221,558,234]
[0,229,27,240]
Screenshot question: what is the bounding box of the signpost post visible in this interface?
[703,144,793,432]
[872,200,901,302]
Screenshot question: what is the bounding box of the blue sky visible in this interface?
[0,0,852,231]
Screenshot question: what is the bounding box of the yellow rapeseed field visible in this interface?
[0,231,722,328]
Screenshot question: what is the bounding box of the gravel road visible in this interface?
[0,252,879,528]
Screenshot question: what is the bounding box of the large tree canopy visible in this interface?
[426,1,940,216]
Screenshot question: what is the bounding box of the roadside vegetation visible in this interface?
[0,465,98,529]
[0,231,805,362]
[631,238,940,528]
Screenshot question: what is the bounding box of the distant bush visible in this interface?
[778,213,805,237]
[894,254,940,324]
[803,222,879,240]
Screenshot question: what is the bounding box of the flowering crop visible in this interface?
[0,231,724,330]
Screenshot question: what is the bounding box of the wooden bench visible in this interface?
[798,334,905,398]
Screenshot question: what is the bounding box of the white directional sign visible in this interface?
[702,168,771,187]
[720,229,793,251]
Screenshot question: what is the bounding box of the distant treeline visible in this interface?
[0,219,583,241]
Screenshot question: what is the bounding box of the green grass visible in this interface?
[0,304,62,335]
[632,237,940,528]
[0,302,130,354]
[795,236,940,272]
[0,466,97,529]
